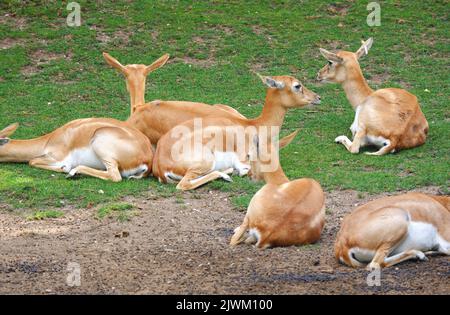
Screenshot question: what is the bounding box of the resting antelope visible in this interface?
[0,118,152,182]
[152,74,321,190]
[335,193,450,269]
[317,38,428,155]
[103,52,247,145]
[230,136,325,249]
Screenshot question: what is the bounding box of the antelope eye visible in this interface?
[293,83,302,92]
[328,61,333,66]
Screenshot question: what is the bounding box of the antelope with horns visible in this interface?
[317,38,428,155]
[0,118,153,182]
[152,74,321,190]
[230,135,325,249]
[335,193,450,269]
[103,52,247,144]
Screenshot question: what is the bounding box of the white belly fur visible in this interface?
[214,151,250,175]
[392,221,440,254]
[57,147,147,178]
[350,107,390,149]
[213,151,239,171]
[59,147,105,172]
[349,220,446,264]
[365,135,389,148]
[350,106,361,136]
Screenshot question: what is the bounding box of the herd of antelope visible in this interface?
[0,38,448,269]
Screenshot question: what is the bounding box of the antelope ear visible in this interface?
[279,129,300,149]
[319,48,343,63]
[0,122,19,138]
[256,73,285,89]
[355,38,373,59]
[145,53,170,75]
[103,52,127,74]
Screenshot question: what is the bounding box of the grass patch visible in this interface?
[296,243,321,251]
[96,202,138,222]
[27,210,64,220]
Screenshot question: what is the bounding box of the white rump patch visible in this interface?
[164,172,183,183]
[249,228,261,245]
[122,164,148,179]
[213,151,249,176]
[349,247,376,263]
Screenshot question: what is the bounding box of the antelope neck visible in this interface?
[341,65,373,110]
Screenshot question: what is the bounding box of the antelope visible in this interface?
[335,193,450,269]
[102,52,247,145]
[317,38,428,155]
[230,135,325,249]
[0,118,153,182]
[152,74,321,190]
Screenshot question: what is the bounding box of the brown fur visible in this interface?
[103,52,248,145]
[335,193,450,268]
[104,52,298,148]
[317,38,428,155]
[152,75,321,190]
[230,140,325,249]
[0,118,153,181]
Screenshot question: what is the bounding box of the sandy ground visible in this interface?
[0,186,448,295]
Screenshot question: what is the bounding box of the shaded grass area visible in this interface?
[0,0,448,210]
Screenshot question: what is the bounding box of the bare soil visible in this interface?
[0,187,448,295]
[20,49,71,76]
[0,38,24,50]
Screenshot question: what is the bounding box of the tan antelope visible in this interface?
[103,52,247,145]
[335,193,450,269]
[0,118,153,182]
[317,38,428,155]
[230,135,325,249]
[152,74,321,190]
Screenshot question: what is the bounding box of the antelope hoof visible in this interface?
[66,168,78,179]
[416,251,428,261]
[221,173,233,182]
[366,262,381,271]
[223,168,234,175]
[238,166,251,177]
[334,135,346,144]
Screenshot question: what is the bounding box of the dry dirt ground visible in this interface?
[0,186,448,295]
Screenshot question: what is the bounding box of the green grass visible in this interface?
[27,210,64,220]
[96,202,138,222]
[0,0,448,211]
